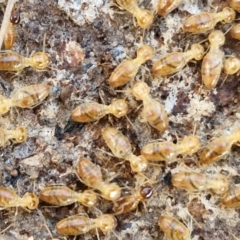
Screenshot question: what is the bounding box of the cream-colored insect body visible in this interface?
[56,214,117,235]
[230,24,240,40]
[152,44,204,77]
[201,30,225,89]
[77,157,121,201]
[223,57,240,75]
[0,186,38,209]
[199,127,240,165]
[0,51,49,71]
[113,186,153,214]
[131,81,168,132]
[183,7,236,33]
[39,186,97,207]
[102,127,148,173]
[71,99,128,122]
[172,172,229,195]
[4,9,20,50]
[221,184,240,208]
[158,215,191,240]
[141,135,200,161]
[116,0,153,29]
[228,0,240,12]
[108,45,153,88]
[157,0,182,16]
[0,126,27,147]
[0,84,50,115]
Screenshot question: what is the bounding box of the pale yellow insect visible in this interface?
[152,44,204,77]
[113,186,153,214]
[56,214,117,236]
[157,0,182,16]
[141,135,200,161]
[131,81,168,132]
[102,127,148,173]
[0,126,27,147]
[108,45,153,88]
[172,172,229,195]
[0,186,38,209]
[201,30,225,89]
[183,7,236,33]
[199,127,240,164]
[116,0,153,28]
[39,186,97,207]
[0,51,49,71]
[0,84,50,115]
[71,99,128,122]
[158,215,191,240]
[77,157,121,201]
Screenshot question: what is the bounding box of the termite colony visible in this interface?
[1,0,240,239]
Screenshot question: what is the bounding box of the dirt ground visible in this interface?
[0,0,240,239]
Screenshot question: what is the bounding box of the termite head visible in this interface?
[181,136,201,155]
[15,126,27,142]
[136,10,154,29]
[223,57,240,75]
[102,183,121,201]
[32,52,50,70]
[22,192,39,209]
[130,155,148,173]
[137,45,154,61]
[208,30,225,47]
[131,81,150,100]
[0,95,10,115]
[10,10,20,24]
[81,190,97,207]
[140,186,153,199]
[111,99,128,118]
[97,214,117,232]
[191,44,205,60]
[222,7,236,23]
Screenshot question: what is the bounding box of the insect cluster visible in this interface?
[1,0,240,239]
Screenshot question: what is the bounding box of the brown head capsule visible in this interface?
[102,127,148,173]
[201,30,225,89]
[183,7,236,33]
[113,186,153,214]
[108,45,153,88]
[77,157,121,201]
[157,0,182,16]
[152,44,204,77]
[116,0,153,28]
[56,214,117,235]
[71,99,128,122]
[158,215,191,240]
[39,186,97,207]
[131,81,168,132]
[0,186,38,210]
